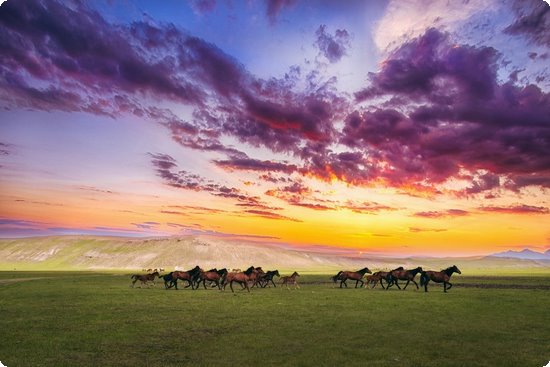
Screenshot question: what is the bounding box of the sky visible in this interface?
[1,0,549,257]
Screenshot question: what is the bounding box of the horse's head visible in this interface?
[152,271,160,277]
[452,265,462,274]
[292,271,300,277]
[218,268,228,276]
[273,270,280,277]
[359,267,372,274]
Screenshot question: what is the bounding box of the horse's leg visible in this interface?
[403,280,410,290]
[394,280,401,290]
[230,280,236,293]
[424,280,429,292]
[447,281,453,291]
[411,279,419,289]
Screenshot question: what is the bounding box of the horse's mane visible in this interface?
[442,266,456,276]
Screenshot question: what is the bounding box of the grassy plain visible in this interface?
[1,272,549,367]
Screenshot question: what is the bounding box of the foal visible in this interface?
[280,271,300,290]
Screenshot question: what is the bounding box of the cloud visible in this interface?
[413,209,470,218]
[244,209,301,222]
[314,25,352,63]
[265,0,296,25]
[213,156,298,173]
[504,0,550,46]
[349,28,550,192]
[341,201,396,214]
[478,204,549,214]
[409,227,447,233]
[373,0,496,52]
[2,1,549,198]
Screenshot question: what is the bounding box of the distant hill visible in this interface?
[488,249,550,260]
[0,235,549,272]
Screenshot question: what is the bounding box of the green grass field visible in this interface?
[1,272,549,367]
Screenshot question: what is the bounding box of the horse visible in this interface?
[160,272,177,289]
[420,265,461,292]
[130,271,159,288]
[249,266,266,288]
[385,266,423,290]
[197,268,228,290]
[222,266,257,293]
[331,271,344,285]
[280,271,300,289]
[258,270,280,288]
[171,266,201,290]
[337,267,372,288]
[365,271,389,289]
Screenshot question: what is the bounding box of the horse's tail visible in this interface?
[419,271,428,286]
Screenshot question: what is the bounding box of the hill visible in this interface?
[487,248,550,260]
[0,235,549,273]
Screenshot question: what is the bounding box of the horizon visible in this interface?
[1,0,550,257]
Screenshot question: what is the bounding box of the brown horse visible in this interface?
[130,271,159,288]
[280,271,300,289]
[197,268,228,290]
[365,267,403,289]
[385,266,423,290]
[420,265,461,292]
[222,266,257,293]
[171,266,201,290]
[337,267,372,288]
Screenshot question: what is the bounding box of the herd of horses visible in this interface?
[131,266,300,292]
[331,265,462,292]
[131,265,461,293]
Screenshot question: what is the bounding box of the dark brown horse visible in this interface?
[420,265,461,292]
[280,271,300,289]
[337,267,372,288]
[130,271,159,288]
[258,270,280,288]
[171,266,201,290]
[385,266,423,290]
[222,266,257,293]
[197,268,228,290]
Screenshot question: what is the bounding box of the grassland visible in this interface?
[1,271,549,367]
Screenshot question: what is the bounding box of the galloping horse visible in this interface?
[131,271,159,288]
[171,266,201,290]
[336,267,372,288]
[385,266,423,290]
[258,270,280,288]
[249,266,265,288]
[280,271,300,289]
[420,265,461,292]
[197,268,228,290]
[223,266,257,293]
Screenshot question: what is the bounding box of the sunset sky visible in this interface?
[1,0,549,256]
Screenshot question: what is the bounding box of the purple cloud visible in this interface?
[505,0,550,46]
[315,25,352,63]
[265,0,296,25]
[478,204,549,214]
[347,28,550,192]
